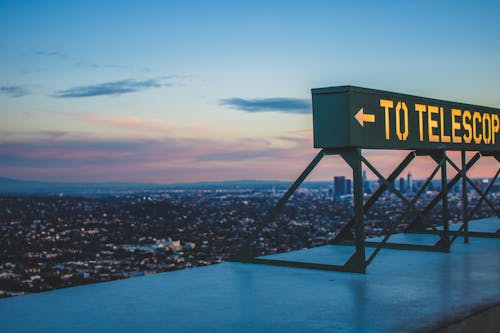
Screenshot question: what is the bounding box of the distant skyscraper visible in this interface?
[362,170,368,193]
[334,176,347,196]
[399,177,406,193]
[407,172,413,193]
[346,179,352,195]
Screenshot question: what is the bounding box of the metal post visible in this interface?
[465,168,500,222]
[332,152,415,244]
[462,151,469,244]
[446,155,499,217]
[340,148,366,273]
[441,150,450,251]
[405,152,481,232]
[353,149,365,272]
[365,161,443,265]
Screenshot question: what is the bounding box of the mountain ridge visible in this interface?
[0,176,322,195]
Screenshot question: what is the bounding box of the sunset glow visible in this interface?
[1,1,499,183]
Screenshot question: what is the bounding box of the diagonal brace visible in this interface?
[446,156,499,217]
[232,150,325,260]
[365,160,443,265]
[405,152,481,232]
[331,152,416,244]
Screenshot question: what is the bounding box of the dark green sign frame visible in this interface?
[312,86,500,151]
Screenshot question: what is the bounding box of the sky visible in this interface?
[1,0,499,183]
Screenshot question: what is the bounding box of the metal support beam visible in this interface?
[242,257,361,273]
[232,148,368,273]
[231,147,499,274]
[413,153,500,241]
[427,167,500,243]
[464,168,500,223]
[361,156,430,228]
[439,150,450,251]
[446,156,499,217]
[340,148,366,273]
[365,161,444,265]
[339,149,455,261]
[232,150,325,260]
[359,152,449,258]
[405,153,481,232]
[332,152,416,244]
[462,151,469,243]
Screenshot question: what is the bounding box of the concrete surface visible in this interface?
[0,217,499,333]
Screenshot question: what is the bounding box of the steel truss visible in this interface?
[231,148,500,273]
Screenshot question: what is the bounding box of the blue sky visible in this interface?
[0,0,499,182]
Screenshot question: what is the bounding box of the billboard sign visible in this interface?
[312,86,500,151]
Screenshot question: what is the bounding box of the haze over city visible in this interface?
[1,0,499,183]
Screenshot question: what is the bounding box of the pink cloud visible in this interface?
[67,113,177,133]
[0,131,498,183]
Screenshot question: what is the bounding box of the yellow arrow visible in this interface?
[354,107,375,127]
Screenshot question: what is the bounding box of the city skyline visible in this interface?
[1,1,500,183]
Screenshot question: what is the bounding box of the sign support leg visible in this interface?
[441,150,450,252]
[437,150,450,252]
[462,151,469,244]
[340,148,366,273]
[232,150,325,261]
[405,153,481,232]
[331,152,415,244]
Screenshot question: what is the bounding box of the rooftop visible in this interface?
[1,217,499,332]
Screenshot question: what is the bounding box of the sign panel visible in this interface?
[312,86,500,151]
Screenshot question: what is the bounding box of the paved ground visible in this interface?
[1,217,499,333]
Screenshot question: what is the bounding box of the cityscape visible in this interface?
[1,1,499,331]
[1,175,497,298]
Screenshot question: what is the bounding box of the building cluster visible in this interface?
[333,171,414,197]
[0,179,498,298]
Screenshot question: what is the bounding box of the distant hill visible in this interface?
[0,177,155,195]
[0,177,331,196]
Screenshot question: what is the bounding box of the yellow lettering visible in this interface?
[472,112,482,144]
[439,107,451,143]
[492,114,499,144]
[395,101,409,141]
[483,113,491,144]
[428,105,439,142]
[463,111,472,143]
[415,104,426,142]
[451,108,462,143]
[380,99,393,140]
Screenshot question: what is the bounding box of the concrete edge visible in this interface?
[422,302,500,333]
